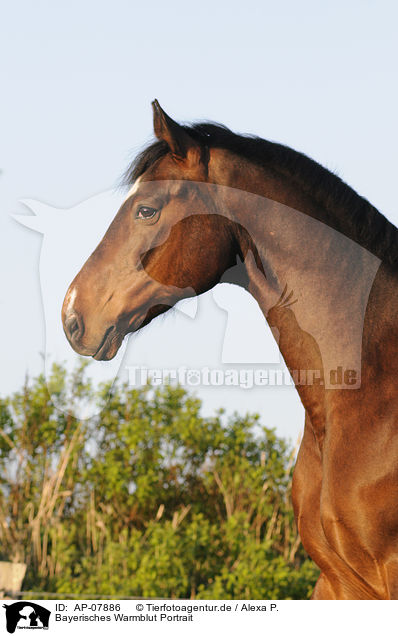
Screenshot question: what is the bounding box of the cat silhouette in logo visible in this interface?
[3,602,50,633]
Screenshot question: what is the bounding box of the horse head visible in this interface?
[62,101,240,360]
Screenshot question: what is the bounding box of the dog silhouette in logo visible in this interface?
[3,602,50,633]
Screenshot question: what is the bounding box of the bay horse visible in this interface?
[62,101,398,599]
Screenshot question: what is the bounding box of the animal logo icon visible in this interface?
[2,602,50,633]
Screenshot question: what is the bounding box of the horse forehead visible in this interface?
[166,180,196,197]
[134,177,198,200]
[124,174,180,201]
[123,176,143,202]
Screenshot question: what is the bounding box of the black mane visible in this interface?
[123,122,398,266]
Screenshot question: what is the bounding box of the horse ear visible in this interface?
[151,100,200,163]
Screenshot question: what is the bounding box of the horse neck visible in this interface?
[208,150,383,396]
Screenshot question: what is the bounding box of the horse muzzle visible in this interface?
[62,304,123,360]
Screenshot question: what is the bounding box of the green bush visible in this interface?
[0,363,318,598]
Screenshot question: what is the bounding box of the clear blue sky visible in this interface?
[1,1,397,440]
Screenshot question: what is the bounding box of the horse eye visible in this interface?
[136,206,158,220]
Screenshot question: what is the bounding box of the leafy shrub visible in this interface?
[0,364,318,598]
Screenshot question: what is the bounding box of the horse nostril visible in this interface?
[64,312,84,343]
[69,317,79,335]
